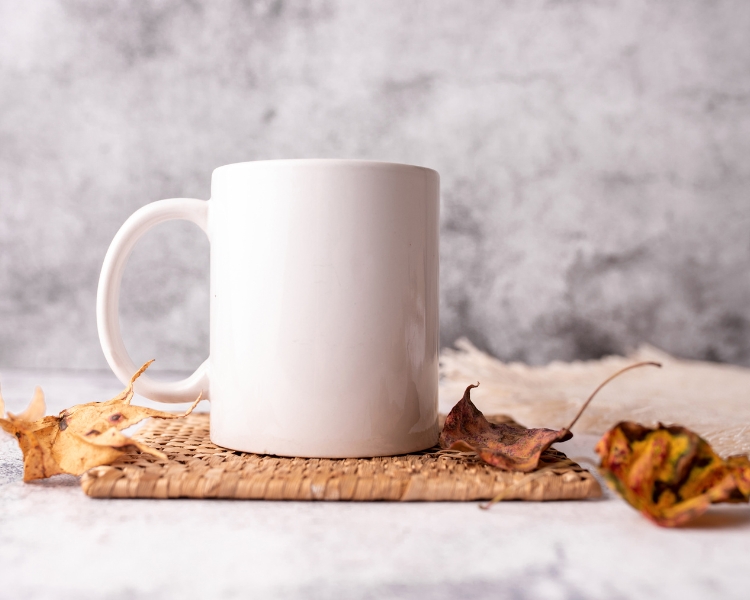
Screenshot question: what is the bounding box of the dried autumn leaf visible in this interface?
[440,362,661,472]
[726,454,750,497]
[0,360,202,482]
[596,422,750,527]
[7,386,45,421]
[440,383,570,471]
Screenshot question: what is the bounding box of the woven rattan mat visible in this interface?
[81,414,601,501]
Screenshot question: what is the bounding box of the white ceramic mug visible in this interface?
[97,159,440,457]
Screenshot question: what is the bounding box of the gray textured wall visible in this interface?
[1,0,749,371]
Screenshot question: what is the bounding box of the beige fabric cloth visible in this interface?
[439,338,750,457]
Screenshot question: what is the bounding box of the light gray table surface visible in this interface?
[0,369,748,600]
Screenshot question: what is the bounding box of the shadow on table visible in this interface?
[681,506,750,530]
[28,474,80,488]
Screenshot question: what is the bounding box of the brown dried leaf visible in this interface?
[0,361,202,481]
[596,422,750,527]
[440,362,662,473]
[439,383,570,471]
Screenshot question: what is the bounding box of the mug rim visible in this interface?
[213,158,438,177]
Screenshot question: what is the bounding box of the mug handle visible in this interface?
[97,198,210,403]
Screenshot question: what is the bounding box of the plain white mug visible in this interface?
[97,159,440,457]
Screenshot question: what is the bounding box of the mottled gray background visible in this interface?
[1,0,749,372]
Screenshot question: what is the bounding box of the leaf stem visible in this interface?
[561,361,662,434]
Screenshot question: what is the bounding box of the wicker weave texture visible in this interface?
[80,414,601,501]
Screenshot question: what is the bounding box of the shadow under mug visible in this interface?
[97,159,440,458]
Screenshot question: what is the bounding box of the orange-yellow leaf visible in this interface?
[6,386,46,422]
[0,361,202,481]
[596,422,749,527]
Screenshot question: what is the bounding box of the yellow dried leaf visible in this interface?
[0,361,202,481]
[596,422,750,527]
[8,386,46,422]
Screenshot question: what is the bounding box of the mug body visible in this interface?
[208,160,440,457]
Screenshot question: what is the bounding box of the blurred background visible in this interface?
[1,0,749,373]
